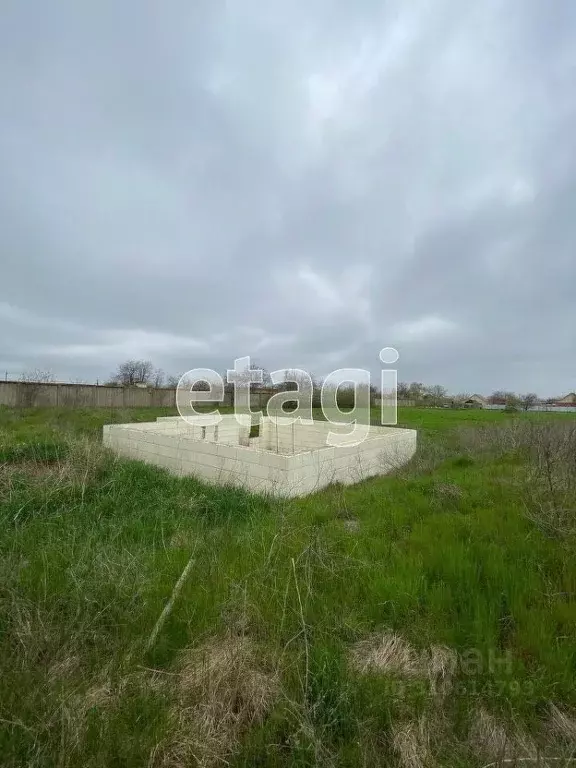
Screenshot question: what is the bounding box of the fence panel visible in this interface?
[0,381,179,409]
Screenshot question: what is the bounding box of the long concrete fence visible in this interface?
[0,381,423,410]
[0,381,277,409]
[0,381,178,408]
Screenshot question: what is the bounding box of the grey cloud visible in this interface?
[1,0,575,394]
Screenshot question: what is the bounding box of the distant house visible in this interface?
[555,392,576,406]
[463,394,487,408]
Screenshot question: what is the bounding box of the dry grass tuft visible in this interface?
[349,633,422,677]
[349,634,459,697]
[66,666,120,718]
[160,635,280,767]
[469,707,541,764]
[177,635,278,724]
[0,460,55,481]
[469,708,513,762]
[343,518,361,533]
[82,680,114,711]
[425,645,458,697]
[169,528,195,549]
[47,655,81,685]
[52,672,118,755]
[432,482,463,503]
[0,436,110,501]
[392,717,433,768]
[402,434,452,475]
[549,703,576,745]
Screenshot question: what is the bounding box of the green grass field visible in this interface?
[1,406,575,767]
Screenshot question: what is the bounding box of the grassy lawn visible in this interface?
[0,406,575,766]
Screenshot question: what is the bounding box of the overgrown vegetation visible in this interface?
[0,406,575,766]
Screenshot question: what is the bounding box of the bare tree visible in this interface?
[504,391,520,408]
[166,374,180,388]
[271,369,315,411]
[425,384,448,406]
[397,381,411,399]
[19,369,55,407]
[453,393,472,408]
[221,360,272,395]
[110,360,155,386]
[489,391,521,410]
[20,369,54,384]
[408,382,425,401]
[519,392,539,411]
[169,372,224,391]
[489,390,519,406]
[191,379,211,391]
[245,360,272,387]
[280,368,314,393]
[151,367,165,388]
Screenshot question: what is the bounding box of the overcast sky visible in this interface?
[1,1,575,395]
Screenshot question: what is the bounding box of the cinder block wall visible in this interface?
[103,418,418,497]
[281,429,418,496]
[155,414,249,445]
[261,417,367,454]
[261,419,295,453]
[103,421,292,494]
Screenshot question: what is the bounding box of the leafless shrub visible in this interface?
[20,369,55,384]
[455,421,576,537]
[456,421,530,458]
[18,369,55,406]
[521,422,576,537]
[431,482,464,506]
[402,433,453,475]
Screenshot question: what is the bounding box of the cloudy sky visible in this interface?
[1,0,575,395]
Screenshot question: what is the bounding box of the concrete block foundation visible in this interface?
[103,415,417,497]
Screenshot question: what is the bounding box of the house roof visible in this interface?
[465,394,487,403]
